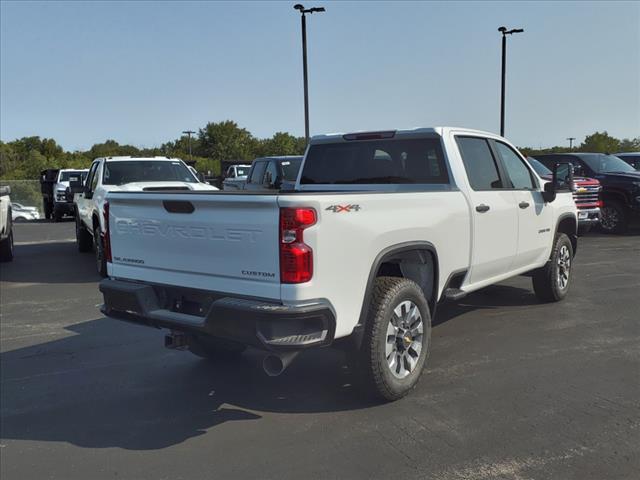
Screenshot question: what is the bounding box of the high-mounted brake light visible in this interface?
[343,130,396,141]
[103,202,112,263]
[280,207,316,283]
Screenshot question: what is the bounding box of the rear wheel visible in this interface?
[188,334,246,360]
[359,277,431,402]
[600,200,627,234]
[93,225,107,277]
[0,230,14,262]
[532,233,573,302]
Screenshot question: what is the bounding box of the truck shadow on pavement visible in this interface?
[1,242,100,284]
[1,284,538,451]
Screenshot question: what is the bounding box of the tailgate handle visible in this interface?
[163,200,195,214]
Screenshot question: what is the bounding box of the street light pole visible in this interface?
[498,26,524,137]
[294,4,325,143]
[182,130,195,161]
[567,137,576,150]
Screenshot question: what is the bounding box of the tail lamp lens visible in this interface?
[280,207,316,283]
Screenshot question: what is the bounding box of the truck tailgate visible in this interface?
[107,192,281,300]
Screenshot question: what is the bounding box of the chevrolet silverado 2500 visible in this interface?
[100,127,578,401]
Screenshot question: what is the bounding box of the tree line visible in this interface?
[0,121,638,180]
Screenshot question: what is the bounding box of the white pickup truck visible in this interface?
[100,127,578,401]
[70,156,218,276]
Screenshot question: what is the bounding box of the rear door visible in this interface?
[107,192,282,299]
[456,136,518,285]
[493,141,553,268]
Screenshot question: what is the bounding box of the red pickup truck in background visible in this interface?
[528,157,602,234]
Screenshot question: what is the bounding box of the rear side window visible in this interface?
[456,137,503,190]
[249,162,266,184]
[300,138,449,184]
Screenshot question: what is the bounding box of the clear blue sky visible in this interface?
[1,1,638,151]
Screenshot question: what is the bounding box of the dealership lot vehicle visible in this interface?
[40,168,89,221]
[240,156,303,191]
[71,156,218,277]
[534,153,640,233]
[1,221,638,480]
[11,202,40,222]
[221,164,252,190]
[0,186,14,261]
[527,157,601,233]
[615,152,640,170]
[101,127,577,400]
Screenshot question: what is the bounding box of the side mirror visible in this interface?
[265,172,282,190]
[542,162,573,203]
[69,179,84,194]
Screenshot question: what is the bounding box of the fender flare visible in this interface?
[351,241,439,348]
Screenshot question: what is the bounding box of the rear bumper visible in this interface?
[577,207,600,225]
[99,278,335,351]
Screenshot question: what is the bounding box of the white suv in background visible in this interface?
[71,156,218,276]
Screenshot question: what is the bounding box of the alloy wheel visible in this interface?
[556,244,571,290]
[385,300,423,379]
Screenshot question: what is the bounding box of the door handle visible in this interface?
[519,201,530,209]
[475,204,490,213]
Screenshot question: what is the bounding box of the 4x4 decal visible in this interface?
[325,204,361,213]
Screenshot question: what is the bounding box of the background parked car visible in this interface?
[615,152,640,170]
[11,202,40,222]
[533,153,640,233]
[0,186,14,262]
[527,157,602,234]
[222,164,252,191]
[242,156,303,191]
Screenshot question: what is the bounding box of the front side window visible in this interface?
[280,158,302,181]
[456,137,503,190]
[300,138,449,184]
[496,142,536,190]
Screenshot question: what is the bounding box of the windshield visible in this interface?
[235,167,250,177]
[581,154,636,174]
[527,157,552,176]
[301,138,449,184]
[280,158,302,181]
[103,161,198,185]
[59,171,87,182]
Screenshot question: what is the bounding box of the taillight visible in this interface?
[279,207,316,283]
[103,202,112,263]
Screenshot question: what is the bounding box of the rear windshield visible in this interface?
[280,158,302,181]
[300,138,449,184]
[59,171,87,182]
[235,167,250,177]
[103,161,198,185]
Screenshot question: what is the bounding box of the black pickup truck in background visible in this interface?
[235,156,303,192]
[534,153,640,233]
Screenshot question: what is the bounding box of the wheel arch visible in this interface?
[352,241,439,348]
[556,213,578,256]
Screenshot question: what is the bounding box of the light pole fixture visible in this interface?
[498,26,524,137]
[182,130,195,161]
[293,4,325,143]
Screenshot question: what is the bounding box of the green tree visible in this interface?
[618,137,640,152]
[579,131,620,153]
[257,132,306,157]
[197,120,255,162]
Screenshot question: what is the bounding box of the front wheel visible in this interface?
[93,225,107,277]
[600,200,627,234]
[76,215,92,252]
[532,233,573,303]
[359,277,431,402]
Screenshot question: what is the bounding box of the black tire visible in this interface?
[599,200,628,234]
[76,215,92,252]
[0,230,14,262]
[93,225,107,277]
[359,277,431,402]
[187,334,246,360]
[577,224,592,235]
[53,210,62,222]
[532,233,573,303]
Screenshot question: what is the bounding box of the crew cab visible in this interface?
[71,156,218,276]
[99,128,577,401]
[40,168,89,221]
[242,156,303,191]
[221,164,252,191]
[527,157,601,234]
[534,153,640,233]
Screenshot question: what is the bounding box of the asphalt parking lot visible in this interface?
[1,221,638,480]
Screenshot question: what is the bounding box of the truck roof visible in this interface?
[310,127,503,144]
[96,156,185,162]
